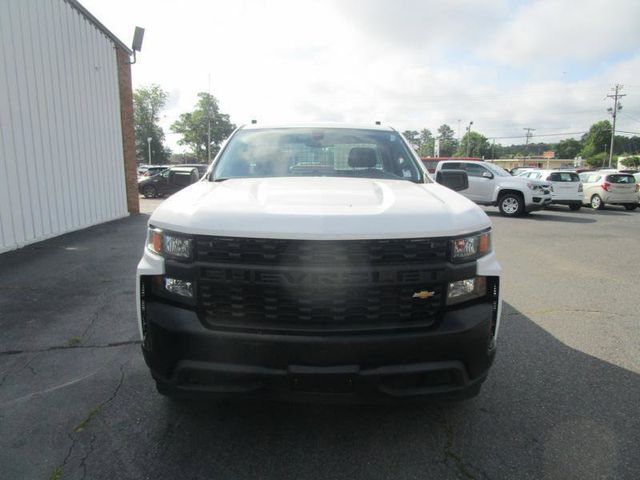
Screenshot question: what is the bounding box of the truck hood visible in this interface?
[149,177,491,240]
[509,176,550,187]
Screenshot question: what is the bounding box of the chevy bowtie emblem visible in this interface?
[412,290,435,300]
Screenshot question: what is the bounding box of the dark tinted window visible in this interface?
[463,163,488,177]
[441,162,462,170]
[548,172,580,182]
[606,174,635,184]
[148,167,167,176]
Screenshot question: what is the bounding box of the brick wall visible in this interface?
[116,47,139,214]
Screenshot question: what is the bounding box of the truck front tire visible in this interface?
[498,193,524,217]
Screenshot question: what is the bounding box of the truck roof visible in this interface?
[240,122,395,132]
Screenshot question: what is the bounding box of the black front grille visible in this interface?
[195,236,448,266]
[198,281,442,332]
[193,235,451,332]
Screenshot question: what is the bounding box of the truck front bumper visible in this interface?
[141,299,497,402]
[526,195,552,211]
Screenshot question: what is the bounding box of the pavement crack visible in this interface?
[438,408,478,480]
[79,434,97,480]
[74,364,126,432]
[50,431,77,480]
[0,340,141,357]
[48,363,127,480]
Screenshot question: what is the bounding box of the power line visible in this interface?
[621,112,640,123]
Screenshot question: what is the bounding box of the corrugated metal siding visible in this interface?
[0,0,128,253]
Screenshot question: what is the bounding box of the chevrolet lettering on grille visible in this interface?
[201,267,442,286]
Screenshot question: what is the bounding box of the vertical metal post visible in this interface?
[207,74,212,164]
[607,84,625,168]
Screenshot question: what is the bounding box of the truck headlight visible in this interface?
[527,182,545,192]
[146,227,193,260]
[450,231,491,263]
[447,277,486,305]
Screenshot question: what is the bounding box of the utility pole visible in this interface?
[147,137,152,165]
[466,121,474,157]
[606,84,625,168]
[457,119,461,141]
[523,127,535,166]
[207,74,212,164]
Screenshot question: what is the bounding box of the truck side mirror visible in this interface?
[436,170,469,192]
[482,171,494,179]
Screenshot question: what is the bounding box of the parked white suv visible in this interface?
[136,124,502,402]
[435,160,552,217]
[520,170,583,210]
[579,172,639,210]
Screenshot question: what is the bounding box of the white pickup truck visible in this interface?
[136,124,502,402]
[435,160,553,216]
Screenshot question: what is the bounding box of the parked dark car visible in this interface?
[139,165,170,178]
[138,167,200,198]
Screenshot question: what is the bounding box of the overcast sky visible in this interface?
[82,0,640,152]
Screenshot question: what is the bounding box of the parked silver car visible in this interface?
[579,172,638,210]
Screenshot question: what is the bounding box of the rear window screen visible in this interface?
[548,172,580,182]
[606,174,635,184]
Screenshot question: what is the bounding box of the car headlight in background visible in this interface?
[146,227,193,260]
[527,182,551,192]
[447,277,486,305]
[451,231,491,263]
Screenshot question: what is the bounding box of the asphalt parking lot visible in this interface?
[1,200,639,480]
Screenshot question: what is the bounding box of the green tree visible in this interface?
[402,130,420,149]
[134,84,171,164]
[437,124,458,157]
[580,120,612,159]
[171,93,236,162]
[621,156,640,168]
[556,138,582,159]
[456,131,490,158]
[417,128,435,157]
[584,152,608,168]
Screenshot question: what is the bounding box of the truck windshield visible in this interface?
[212,128,424,183]
[484,163,511,177]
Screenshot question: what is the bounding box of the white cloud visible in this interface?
[80,0,640,152]
[482,0,640,64]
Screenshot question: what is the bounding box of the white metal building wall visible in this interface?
[0,0,128,253]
